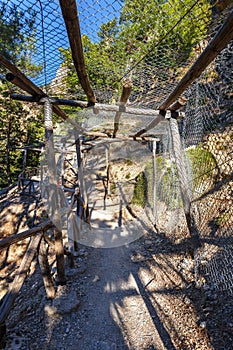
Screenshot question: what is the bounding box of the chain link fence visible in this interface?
[183,41,233,293]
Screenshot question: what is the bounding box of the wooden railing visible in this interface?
[18,167,40,194]
[0,219,73,347]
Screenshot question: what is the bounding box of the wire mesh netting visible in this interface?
[183,42,233,293]
[0,0,231,106]
[0,1,233,288]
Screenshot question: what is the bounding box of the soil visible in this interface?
[0,189,233,350]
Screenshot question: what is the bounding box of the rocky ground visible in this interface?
[0,188,233,350]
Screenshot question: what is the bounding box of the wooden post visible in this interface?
[0,234,42,325]
[42,97,66,284]
[38,236,55,299]
[169,117,199,248]
[113,79,133,138]
[22,148,27,176]
[152,140,157,220]
[59,0,96,104]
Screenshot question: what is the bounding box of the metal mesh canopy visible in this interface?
[1,0,232,109]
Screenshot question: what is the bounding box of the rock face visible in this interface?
[49,65,68,96]
[204,125,233,177]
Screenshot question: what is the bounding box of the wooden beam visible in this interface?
[0,55,71,122]
[169,97,187,111]
[133,110,166,138]
[0,234,42,324]
[113,79,133,138]
[0,55,45,97]
[159,9,233,110]
[0,220,53,251]
[59,0,96,104]
[133,9,233,137]
[6,73,38,96]
[11,93,164,117]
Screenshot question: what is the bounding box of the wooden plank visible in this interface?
[0,234,42,324]
[38,237,55,299]
[0,220,53,251]
[59,0,96,104]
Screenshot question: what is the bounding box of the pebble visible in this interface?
[44,305,57,317]
[144,239,152,245]
[199,321,207,329]
[93,275,100,282]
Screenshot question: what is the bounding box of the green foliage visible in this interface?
[110,182,117,194]
[215,211,230,227]
[0,83,44,188]
[0,3,41,76]
[186,145,217,190]
[0,6,43,188]
[145,156,182,209]
[0,84,28,187]
[120,0,211,60]
[132,172,147,207]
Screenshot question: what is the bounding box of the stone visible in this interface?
[44,305,57,317]
[93,275,100,282]
[53,291,81,314]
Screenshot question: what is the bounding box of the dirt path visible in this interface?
[3,230,215,350]
[2,191,232,350]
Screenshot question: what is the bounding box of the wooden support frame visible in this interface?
[59,0,96,104]
[0,220,53,251]
[11,93,164,118]
[0,55,73,122]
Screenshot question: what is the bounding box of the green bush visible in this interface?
[132,172,147,207]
